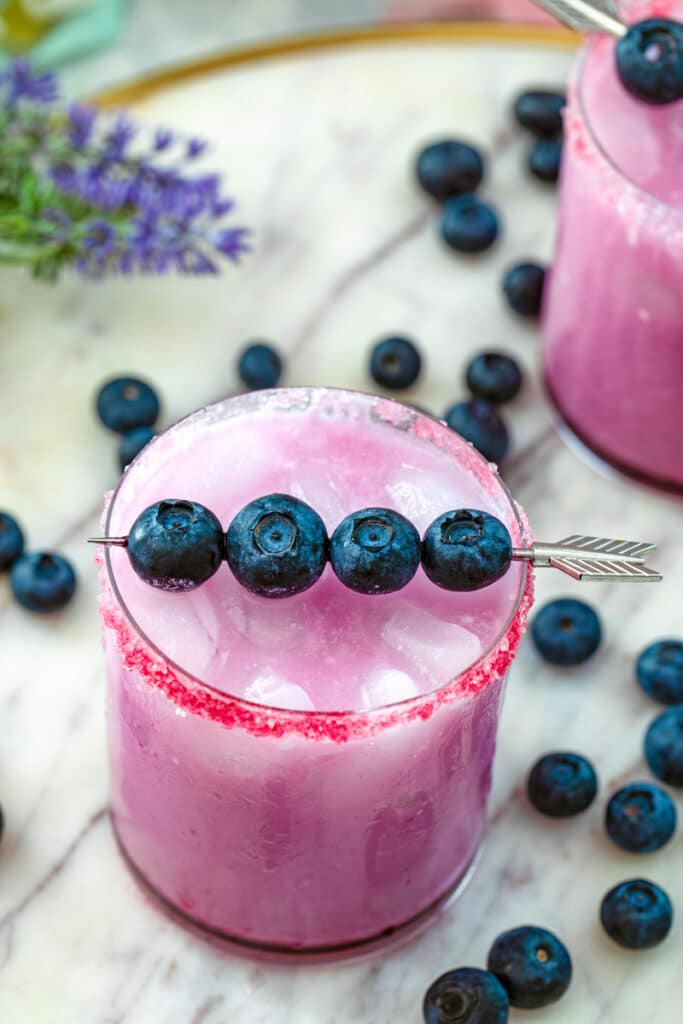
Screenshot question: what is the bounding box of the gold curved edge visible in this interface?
[93,20,579,109]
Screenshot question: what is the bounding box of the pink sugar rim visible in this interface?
[97,388,535,743]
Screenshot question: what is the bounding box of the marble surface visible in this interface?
[0,29,682,1024]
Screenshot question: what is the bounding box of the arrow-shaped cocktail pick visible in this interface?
[89,533,662,582]
[531,0,627,37]
[511,535,662,582]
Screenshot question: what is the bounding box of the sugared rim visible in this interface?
[100,387,534,742]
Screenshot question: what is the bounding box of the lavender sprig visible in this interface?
[0,61,250,281]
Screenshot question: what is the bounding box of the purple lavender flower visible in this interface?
[82,219,117,256]
[0,61,58,105]
[153,127,174,152]
[186,138,207,160]
[67,104,97,148]
[213,227,251,262]
[104,115,136,159]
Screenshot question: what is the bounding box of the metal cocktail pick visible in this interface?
[530,0,627,37]
[89,532,663,583]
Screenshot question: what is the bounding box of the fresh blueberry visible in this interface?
[10,552,77,613]
[531,598,602,667]
[226,493,327,598]
[422,508,512,593]
[441,194,499,254]
[423,967,509,1024]
[118,426,156,473]
[637,639,683,705]
[96,376,160,434]
[237,341,283,390]
[605,782,676,853]
[616,18,683,105]
[528,138,563,184]
[644,707,683,787]
[416,139,485,202]
[0,512,25,571]
[127,500,225,592]
[465,352,523,405]
[527,752,598,818]
[514,89,565,137]
[502,262,546,318]
[444,399,510,465]
[330,508,421,595]
[369,336,422,390]
[487,925,572,1010]
[600,879,673,950]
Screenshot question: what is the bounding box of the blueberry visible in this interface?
[616,18,683,105]
[514,89,565,137]
[423,967,509,1024]
[128,500,225,592]
[600,879,673,950]
[237,341,283,390]
[637,639,683,705]
[330,508,421,595]
[531,598,602,667]
[644,707,683,787]
[0,512,25,571]
[444,399,510,465]
[528,138,562,184]
[226,493,327,598]
[422,509,512,593]
[10,552,77,613]
[96,376,160,434]
[502,262,545,318]
[416,139,485,202]
[605,781,676,853]
[369,336,422,390]
[118,426,156,473]
[487,925,572,1010]
[465,352,523,405]
[527,752,598,818]
[441,194,499,254]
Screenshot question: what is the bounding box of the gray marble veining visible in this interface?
[0,31,680,1024]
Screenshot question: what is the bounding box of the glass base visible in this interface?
[544,374,683,496]
[113,817,479,964]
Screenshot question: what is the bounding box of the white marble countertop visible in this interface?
[0,26,681,1024]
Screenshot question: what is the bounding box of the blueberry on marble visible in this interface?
[441,194,499,254]
[528,138,563,184]
[10,552,76,612]
[423,967,509,1024]
[487,925,572,1010]
[118,426,156,473]
[330,508,421,595]
[422,508,512,592]
[369,336,422,390]
[444,399,510,465]
[600,879,673,950]
[237,341,283,390]
[226,493,327,598]
[465,352,523,405]
[128,500,225,592]
[0,512,25,571]
[96,376,160,433]
[416,139,485,202]
[514,89,565,137]
[644,706,683,787]
[605,781,676,853]
[502,262,545,318]
[616,18,683,105]
[637,639,683,705]
[527,752,598,818]
[531,598,602,666]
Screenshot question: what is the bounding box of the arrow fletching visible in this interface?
[556,535,657,562]
[550,556,663,582]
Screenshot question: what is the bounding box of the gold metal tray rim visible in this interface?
[94,20,578,109]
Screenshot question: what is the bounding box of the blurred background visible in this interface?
[0,0,551,93]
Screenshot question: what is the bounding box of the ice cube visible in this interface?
[381,603,482,681]
[243,669,314,712]
[359,668,420,710]
[242,596,307,651]
[385,471,473,533]
[145,585,221,678]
